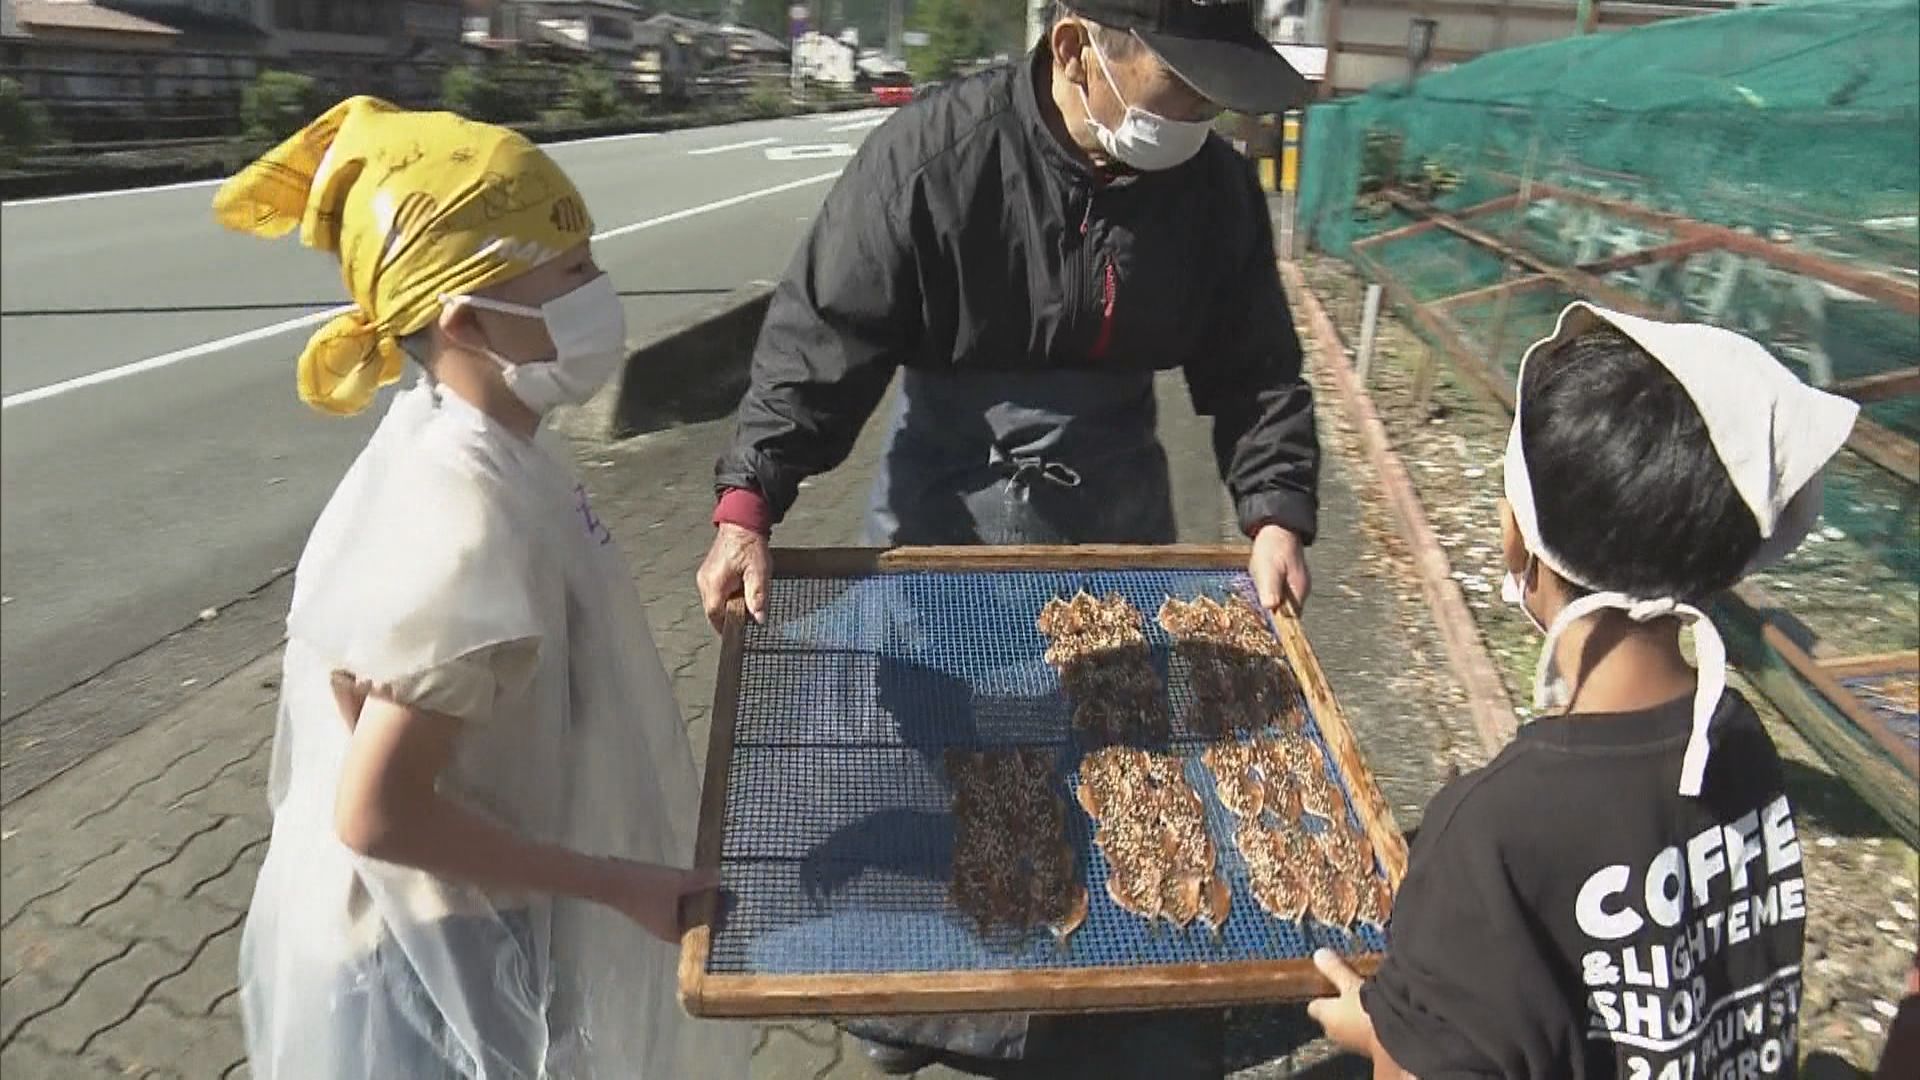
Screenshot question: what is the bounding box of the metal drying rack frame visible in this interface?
[677,544,1412,1019]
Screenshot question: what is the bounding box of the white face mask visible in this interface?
[1077,33,1212,172]
[1499,553,1548,635]
[451,274,627,415]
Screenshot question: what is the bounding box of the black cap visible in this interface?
[1067,0,1309,114]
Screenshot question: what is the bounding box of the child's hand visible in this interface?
[594,859,723,945]
[1307,949,1378,1056]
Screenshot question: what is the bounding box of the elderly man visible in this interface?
[698,0,1317,1071]
[700,0,1318,626]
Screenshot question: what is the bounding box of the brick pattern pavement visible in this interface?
[1,369,1468,1079]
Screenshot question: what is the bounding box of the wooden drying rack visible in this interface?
[677,544,1410,1019]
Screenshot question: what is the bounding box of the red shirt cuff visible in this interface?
[713,487,773,536]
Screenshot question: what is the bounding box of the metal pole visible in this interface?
[1278,110,1302,260]
[1355,284,1384,385]
[1576,0,1595,34]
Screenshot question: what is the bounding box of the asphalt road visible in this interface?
[0,109,889,730]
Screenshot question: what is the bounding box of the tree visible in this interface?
[908,0,1025,81]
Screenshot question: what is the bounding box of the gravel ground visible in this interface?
[1291,254,1918,1075]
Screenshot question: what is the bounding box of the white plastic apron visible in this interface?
[240,381,746,1079]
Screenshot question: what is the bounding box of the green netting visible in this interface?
[1298,0,1919,647]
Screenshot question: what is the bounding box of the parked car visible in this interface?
[869,71,913,107]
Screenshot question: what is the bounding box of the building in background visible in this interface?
[793,27,854,87]
[718,21,787,64]
[633,17,697,98]
[508,0,643,59]
[1317,0,1765,98]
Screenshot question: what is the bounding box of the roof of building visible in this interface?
[643,12,721,36]
[720,23,787,54]
[110,3,269,38]
[515,0,646,12]
[13,1,182,37]
[1275,43,1327,82]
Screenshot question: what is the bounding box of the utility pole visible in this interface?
[886,0,904,61]
[1026,0,1047,50]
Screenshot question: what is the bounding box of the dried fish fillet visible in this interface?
[1355,874,1394,930]
[1078,746,1228,932]
[947,748,1086,944]
[1159,595,1303,736]
[1041,592,1169,746]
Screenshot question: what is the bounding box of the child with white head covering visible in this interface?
[1308,303,1856,1079]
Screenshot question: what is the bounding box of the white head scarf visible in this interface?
[1503,302,1859,796]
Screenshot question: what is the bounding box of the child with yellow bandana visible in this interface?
[217,97,746,1079]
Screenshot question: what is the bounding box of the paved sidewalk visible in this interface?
[1,360,1474,1078]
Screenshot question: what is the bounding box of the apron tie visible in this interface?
[989,444,1082,501]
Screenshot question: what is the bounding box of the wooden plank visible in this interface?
[1748,598,1920,777]
[1715,591,1919,848]
[688,954,1384,1018]
[1577,234,1720,276]
[1511,178,1920,317]
[1383,190,1656,315]
[1385,189,1920,486]
[1434,272,1552,312]
[1353,192,1527,251]
[1843,415,1920,487]
[772,545,1252,577]
[1272,600,1411,884]
[678,599,749,1016]
[1820,652,1920,681]
[1351,246,1518,412]
[1283,260,1521,757]
[1828,368,1920,406]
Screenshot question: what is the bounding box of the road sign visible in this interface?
[903,30,930,47]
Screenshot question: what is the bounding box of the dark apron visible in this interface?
[847,367,1175,1062]
[863,367,1177,548]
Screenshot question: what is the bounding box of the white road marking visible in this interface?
[826,116,889,133]
[0,308,344,409]
[3,177,228,208]
[2,170,845,409]
[688,136,781,156]
[764,144,855,161]
[545,130,660,148]
[591,170,839,240]
[818,108,888,122]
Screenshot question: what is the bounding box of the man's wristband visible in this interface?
[713,487,773,536]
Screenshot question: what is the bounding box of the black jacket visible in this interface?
[716,51,1320,541]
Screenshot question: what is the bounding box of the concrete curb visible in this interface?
[609,282,775,440]
[1282,259,1519,757]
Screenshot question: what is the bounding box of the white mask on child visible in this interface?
[1503,303,1857,796]
[447,274,627,415]
[1500,555,1547,634]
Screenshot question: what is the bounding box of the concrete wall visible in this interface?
[611,284,775,438]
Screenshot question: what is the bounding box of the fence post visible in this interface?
[1355,283,1384,385]
[1278,109,1301,261]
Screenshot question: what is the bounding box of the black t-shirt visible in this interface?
[1364,691,1807,1079]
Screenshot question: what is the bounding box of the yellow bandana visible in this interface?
[213,96,594,415]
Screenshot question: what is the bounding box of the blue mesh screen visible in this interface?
[707,568,1393,977]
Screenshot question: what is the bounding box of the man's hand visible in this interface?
[698,523,771,631]
[1307,950,1414,1079]
[1250,524,1311,614]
